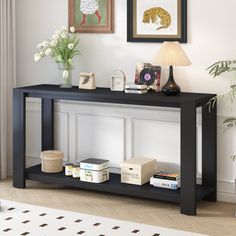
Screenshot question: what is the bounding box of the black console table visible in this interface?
[13,84,217,215]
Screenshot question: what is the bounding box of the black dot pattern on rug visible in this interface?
[7,207,15,211]
[112,226,120,230]
[1,203,162,235]
[21,232,30,235]
[22,210,30,213]
[77,231,86,235]
[39,224,48,227]
[22,220,30,224]
[93,223,101,226]
[75,219,82,223]
[39,213,47,216]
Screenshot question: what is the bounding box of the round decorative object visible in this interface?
[140,67,156,86]
[41,150,64,173]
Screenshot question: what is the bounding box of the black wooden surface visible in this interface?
[42,98,54,151]
[26,165,215,203]
[202,103,217,201]
[13,89,26,188]
[180,101,197,215]
[16,84,215,108]
[13,84,217,215]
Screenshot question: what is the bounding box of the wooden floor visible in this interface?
[0,179,235,236]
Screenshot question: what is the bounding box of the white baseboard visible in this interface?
[217,192,236,203]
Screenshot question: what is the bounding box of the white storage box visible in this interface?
[80,168,109,183]
[121,157,157,185]
[80,158,109,171]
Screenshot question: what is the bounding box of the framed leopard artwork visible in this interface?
[127,0,187,43]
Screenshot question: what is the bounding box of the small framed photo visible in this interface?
[127,0,187,43]
[135,63,161,92]
[79,72,96,90]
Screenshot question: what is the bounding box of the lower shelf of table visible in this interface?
[26,165,214,204]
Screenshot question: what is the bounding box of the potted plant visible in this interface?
[34,26,80,88]
[207,60,236,161]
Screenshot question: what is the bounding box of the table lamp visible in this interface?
[153,41,191,96]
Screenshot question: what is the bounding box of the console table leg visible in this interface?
[13,90,26,188]
[202,104,217,201]
[42,99,54,151]
[180,102,197,215]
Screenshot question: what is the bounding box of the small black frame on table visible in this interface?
[13,84,217,215]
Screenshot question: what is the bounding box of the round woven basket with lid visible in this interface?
[41,150,64,173]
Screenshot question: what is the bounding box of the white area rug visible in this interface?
[0,200,207,236]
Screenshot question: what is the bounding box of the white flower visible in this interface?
[70,26,75,33]
[36,43,43,49]
[45,48,52,55]
[42,40,49,47]
[63,70,69,79]
[54,30,60,36]
[61,26,67,31]
[50,40,58,47]
[60,31,68,39]
[68,43,74,50]
[34,53,41,62]
[52,34,60,40]
[39,51,45,57]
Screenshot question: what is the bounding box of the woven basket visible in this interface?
[41,150,63,173]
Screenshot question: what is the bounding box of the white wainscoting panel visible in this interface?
[217,122,236,182]
[132,119,181,170]
[54,112,69,162]
[26,110,41,160]
[75,114,125,167]
[24,99,236,203]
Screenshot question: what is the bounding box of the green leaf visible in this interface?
[223,117,236,129]
[231,155,236,161]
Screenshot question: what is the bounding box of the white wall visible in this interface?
[16,0,236,202]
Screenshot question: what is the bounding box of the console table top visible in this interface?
[15,84,216,108]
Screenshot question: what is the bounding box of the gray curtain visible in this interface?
[0,0,16,179]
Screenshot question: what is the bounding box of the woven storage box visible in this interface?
[41,150,63,173]
[121,157,157,185]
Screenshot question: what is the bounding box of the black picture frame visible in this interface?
[127,0,187,43]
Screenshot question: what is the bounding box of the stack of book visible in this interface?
[150,171,181,190]
[125,84,147,94]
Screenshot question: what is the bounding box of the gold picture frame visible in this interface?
[69,0,114,33]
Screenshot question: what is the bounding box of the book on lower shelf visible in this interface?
[150,170,181,190]
[150,177,181,190]
[153,171,180,181]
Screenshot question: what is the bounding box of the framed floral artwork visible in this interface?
[69,0,114,33]
[127,0,187,43]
